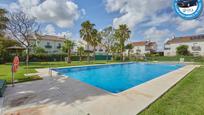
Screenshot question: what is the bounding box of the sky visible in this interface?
[1,0,204,50]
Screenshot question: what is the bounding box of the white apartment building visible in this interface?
[29,35,65,54]
[74,40,107,55]
[164,35,204,56]
[128,41,157,56]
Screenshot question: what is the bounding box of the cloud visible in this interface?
[81,9,86,16]
[196,27,204,34]
[105,0,204,37]
[176,20,200,32]
[10,0,82,28]
[143,14,173,27]
[143,27,171,41]
[143,27,172,50]
[44,24,72,37]
[105,0,171,29]
[45,24,56,35]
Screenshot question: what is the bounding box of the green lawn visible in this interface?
[139,66,204,115]
[0,60,117,84]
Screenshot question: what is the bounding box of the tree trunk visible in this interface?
[121,46,123,62]
[93,46,96,61]
[87,53,90,63]
[67,49,71,63]
[128,50,130,60]
[79,55,82,62]
[26,47,29,74]
[87,44,90,63]
[106,52,109,62]
[112,52,115,61]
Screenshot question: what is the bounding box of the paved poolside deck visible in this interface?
[1,64,199,115]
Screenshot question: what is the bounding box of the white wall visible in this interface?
[75,41,107,55]
[31,40,64,54]
[164,41,204,56]
[125,46,150,56]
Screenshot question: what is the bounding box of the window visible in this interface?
[192,43,201,51]
[164,47,171,50]
[99,49,103,52]
[136,49,141,53]
[57,43,61,49]
[45,42,52,48]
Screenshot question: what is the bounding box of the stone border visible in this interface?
[50,62,185,95]
[45,64,199,114]
[0,97,4,115]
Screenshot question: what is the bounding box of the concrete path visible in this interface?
[2,65,199,115]
[0,97,4,115]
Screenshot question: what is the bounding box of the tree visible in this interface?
[77,46,84,62]
[110,42,120,61]
[0,37,20,63]
[33,46,46,54]
[101,26,115,62]
[0,8,9,36]
[114,24,131,61]
[80,20,95,63]
[125,44,133,59]
[90,29,101,61]
[62,39,75,63]
[176,45,190,56]
[6,11,40,68]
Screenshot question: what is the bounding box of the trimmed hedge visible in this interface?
[1,54,112,63]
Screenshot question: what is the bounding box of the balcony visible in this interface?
[57,45,61,49]
[45,45,52,49]
[164,47,171,50]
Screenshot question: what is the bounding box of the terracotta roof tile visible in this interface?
[131,41,147,46]
[166,35,204,44]
[29,35,65,42]
[131,41,156,46]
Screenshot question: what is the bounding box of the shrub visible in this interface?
[176,45,190,56]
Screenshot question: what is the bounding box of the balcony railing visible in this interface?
[45,45,52,49]
[192,46,201,51]
[57,46,61,49]
[164,47,171,50]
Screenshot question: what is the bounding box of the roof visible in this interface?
[131,41,146,46]
[131,41,156,46]
[166,34,204,44]
[29,35,65,42]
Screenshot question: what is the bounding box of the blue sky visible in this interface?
[0,0,204,49]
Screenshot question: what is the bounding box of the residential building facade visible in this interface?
[164,35,204,56]
[127,41,157,56]
[74,40,107,55]
[29,35,65,54]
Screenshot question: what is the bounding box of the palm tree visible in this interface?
[90,29,101,61]
[125,44,133,59]
[77,46,84,62]
[62,39,75,63]
[0,8,9,36]
[114,24,131,61]
[110,42,120,61]
[80,20,95,63]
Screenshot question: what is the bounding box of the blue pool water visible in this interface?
[53,63,183,93]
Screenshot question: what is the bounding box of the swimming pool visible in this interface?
[53,63,184,93]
